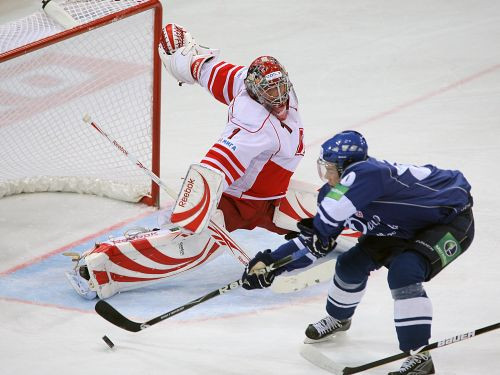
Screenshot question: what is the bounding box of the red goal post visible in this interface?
[0,0,163,206]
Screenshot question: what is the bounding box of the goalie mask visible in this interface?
[244,56,291,120]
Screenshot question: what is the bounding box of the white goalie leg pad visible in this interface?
[206,211,251,266]
[79,226,228,299]
[273,179,319,232]
[171,163,225,234]
[163,207,248,266]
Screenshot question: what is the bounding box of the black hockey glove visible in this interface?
[242,250,276,290]
[297,218,337,258]
[284,231,300,240]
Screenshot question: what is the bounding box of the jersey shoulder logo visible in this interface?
[326,184,349,201]
[340,171,356,186]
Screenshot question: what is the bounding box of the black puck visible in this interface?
[102,335,115,348]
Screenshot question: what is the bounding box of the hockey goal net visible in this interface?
[0,0,162,206]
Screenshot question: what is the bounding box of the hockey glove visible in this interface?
[284,230,300,240]
[242,250,276,290]
[158,23,220,85]
[297,218,337,258]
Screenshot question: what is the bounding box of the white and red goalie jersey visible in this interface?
[159,24,310,233]
[197,58,305,201]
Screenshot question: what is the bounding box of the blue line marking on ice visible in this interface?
[0,209,329,321]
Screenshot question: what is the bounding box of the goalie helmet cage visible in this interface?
[0,0,163,207]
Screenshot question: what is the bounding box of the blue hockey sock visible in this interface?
[326,273,367,320]
[325,245,378,320]
[388,251,432,352]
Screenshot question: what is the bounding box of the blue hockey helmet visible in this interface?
[318,130,368,177]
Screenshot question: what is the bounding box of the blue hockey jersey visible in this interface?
[269,157,472,272]
[314,157,472,241]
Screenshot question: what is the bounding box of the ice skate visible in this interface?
[304,315,351,343]
[388,351,435,375]
[65,265,97,300]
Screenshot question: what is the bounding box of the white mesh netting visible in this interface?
[0,0,161,204]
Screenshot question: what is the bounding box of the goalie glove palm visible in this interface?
[242,250,276,290]
[297,218,337,258]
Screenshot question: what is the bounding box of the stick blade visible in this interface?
[299,344,345,375]
[95,300,142,332]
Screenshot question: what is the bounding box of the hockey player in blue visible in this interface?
[241,130,474,375]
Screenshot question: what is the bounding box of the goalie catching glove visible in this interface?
[297,218,337,258]
[158,23,219,85]
[241,250,277,290]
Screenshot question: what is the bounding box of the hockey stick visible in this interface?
[82,114,250,265]
[271,236,355,293]
[300,321,500,374]
[271,257,336,293]
[42,0,80,29]
[95,248,309,332]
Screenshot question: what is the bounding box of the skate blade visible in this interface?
[303,330,347,344]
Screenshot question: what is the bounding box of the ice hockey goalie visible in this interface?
[64,22,326,299]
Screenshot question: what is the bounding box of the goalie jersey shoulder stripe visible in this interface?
[203,60,246,105]
[202,144,246,185]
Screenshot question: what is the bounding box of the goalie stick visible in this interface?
[300,321,500,374]
[95,248,309,332]
[82,114,250,266]
[42,0,80,29]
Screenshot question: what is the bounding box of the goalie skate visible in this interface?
[65,269,97,300]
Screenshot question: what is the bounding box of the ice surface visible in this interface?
[1,1,499,374]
